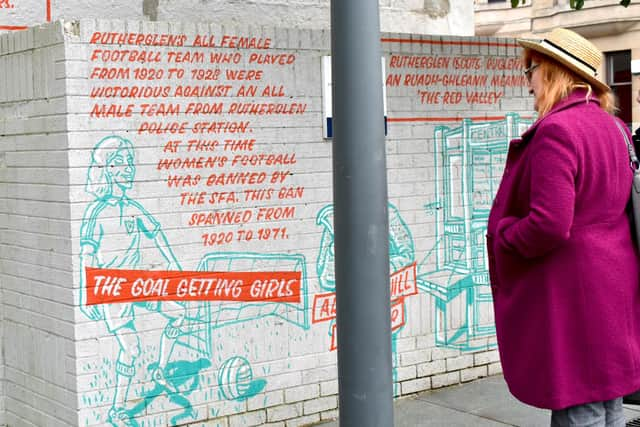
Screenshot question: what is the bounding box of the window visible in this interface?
[606,50,632,127]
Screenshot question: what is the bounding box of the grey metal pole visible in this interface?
[330,1,393,426]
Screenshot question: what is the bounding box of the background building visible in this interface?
[0,0,474,36]
[475,0,640,130]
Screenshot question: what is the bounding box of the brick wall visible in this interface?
[1,19,532,426]
[0,24,78,427]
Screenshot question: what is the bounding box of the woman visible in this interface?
[635,85,640,147]
[79,135,185,425]
[487,28,640,426]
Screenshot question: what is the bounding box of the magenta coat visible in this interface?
[487,89,640,410]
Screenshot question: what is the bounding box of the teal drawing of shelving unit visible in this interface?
[418,113,534,351]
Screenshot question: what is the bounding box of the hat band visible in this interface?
[542,39,597,75]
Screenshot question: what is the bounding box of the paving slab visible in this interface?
[311,375,640,426]
[416,375,548,427]
[314,396,510,427]
[393,397,511,427]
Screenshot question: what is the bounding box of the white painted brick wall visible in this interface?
[488,362,504,376]
[320,408,338,422]
[446,354,474,372]
[247,389,284,412]
[303,395,336,416]
[474,349,500,366]
[284,384,319,404]
[320,380,339,397]
[0,116,4,427]
[228,410,267,427]
[396,365,417,383]
[266,402,302,423]
[286,413,321,427]
[432,371,461,389]
[401,376,431,395]
[417,359,446,377]
[461,365,488,383]
[0,18,78,427]
[0,17,533,426]
[0,309,3,427]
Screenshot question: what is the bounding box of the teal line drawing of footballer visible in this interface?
[316,202,415,394]
[79,135,187,426]
[127,358,212,426]
[316,203,414,292]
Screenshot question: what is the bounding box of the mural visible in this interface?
[311,115,534,357]
[314,202,419,392]
[417,114,533,351]
[74,27,321,426]
[127,357,212,426]
[67,28,532,426]
[79,135,189,425]
[79,136,310,427]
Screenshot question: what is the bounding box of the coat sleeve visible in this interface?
[497,122,577,259]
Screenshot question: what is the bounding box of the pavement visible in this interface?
[312,375,640,426]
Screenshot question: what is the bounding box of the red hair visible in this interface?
[523,48,617,117]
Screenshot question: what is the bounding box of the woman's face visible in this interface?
[108,148,135,191]
[525,61,543,112]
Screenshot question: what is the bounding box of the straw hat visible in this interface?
[517,28,609,92]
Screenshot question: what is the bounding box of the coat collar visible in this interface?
[512,89,599,146]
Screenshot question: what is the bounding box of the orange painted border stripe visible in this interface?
[388,116,510,123]
[381,37,519,48]
[0,25,28,30]
[46,0,51,21]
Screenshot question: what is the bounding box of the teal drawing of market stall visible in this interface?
[418,113,533,352]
